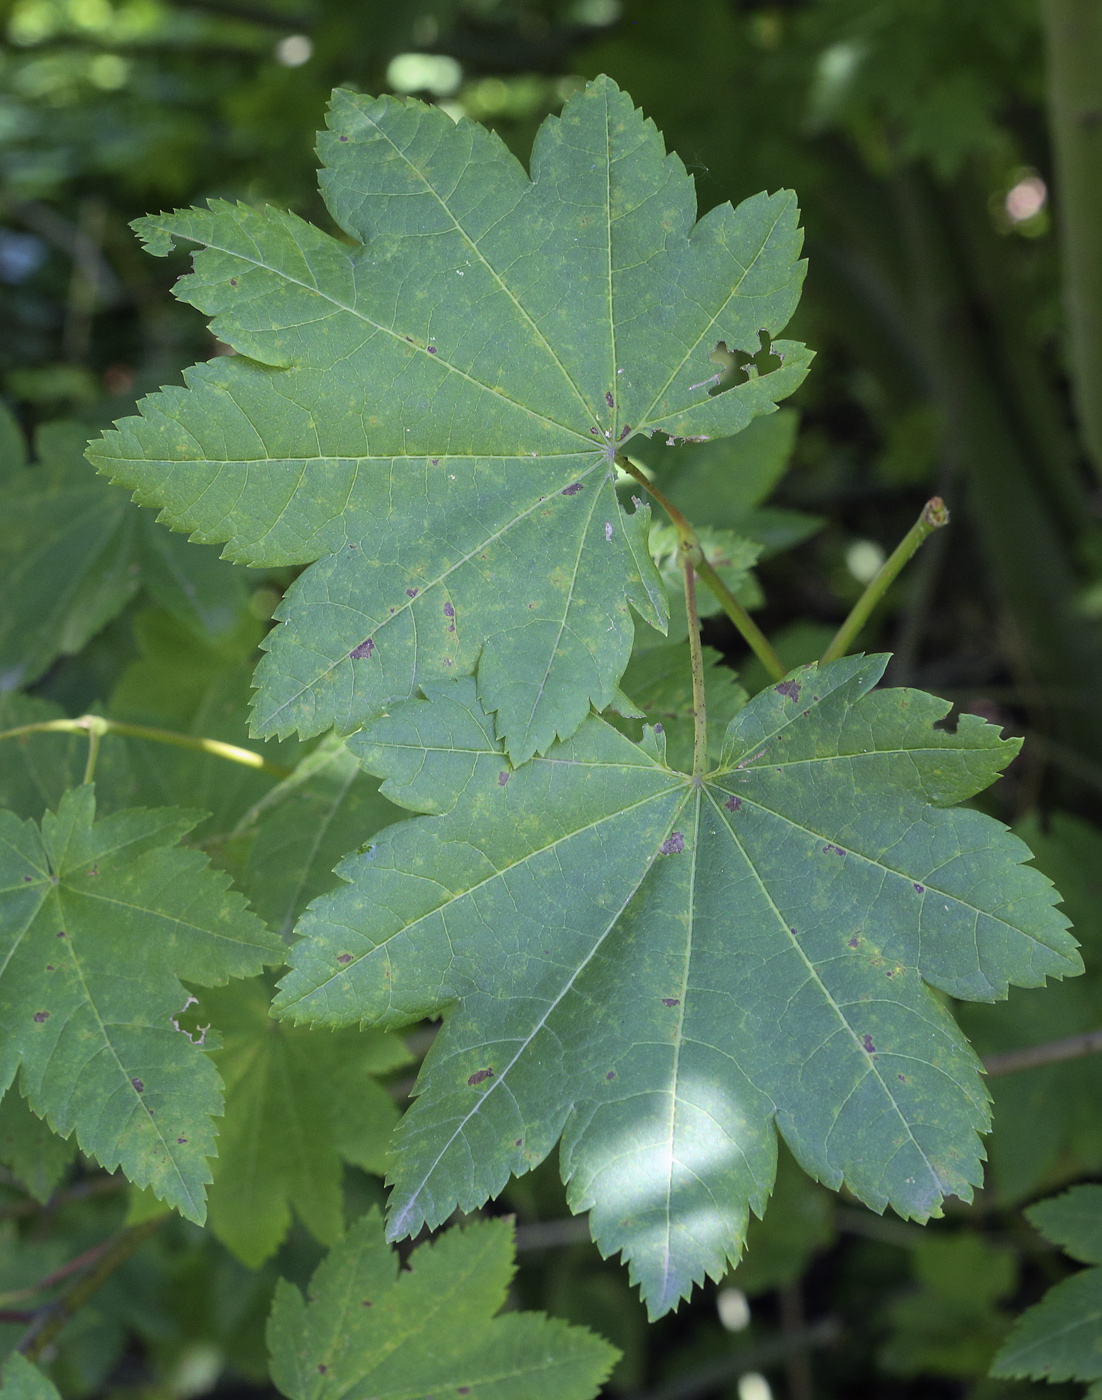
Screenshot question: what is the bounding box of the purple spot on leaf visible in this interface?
[468,1068,494,1087]
[605,392,614,408]
[515,1138,523,1148]
[590,426,600,435]
[775,680,801,701]
[33,1011,48,1023]
[661,998,681,1008]
[337,954,352,965]
[361,1300,373,1307]
[444,602,455,618]
[132,1078,144,1093]
[350,638,375,660]
[229,278,237,287]
[823,844,845,856]
[862,1035,876,1054]
[23,876,31,882]
[498,771,509,786]
[725,795,742,812]
[660,832,685,855]
[317,1365,327,1375]
[618,424,632,441]
[339,135,348,141]
[428,345,437,353]
[406,587,418,598]
[606,1070,615,1080]
[432,458,439,465]
[653,722,663,733]
[913,883,925,894]
[57,930,65,938]
[177,1136,187,1144]
[46,965,54,972]
[848,937,858,948]
[562,482,584,495]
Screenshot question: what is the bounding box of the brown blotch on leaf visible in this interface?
[229,278,237,286]
[57,930,65,938]
[605,391,614,408]
[23,876,32,882]
[177,1136,188,1144]
[659,832,684,855]
[661,997,680,1008]
[350,638,375,660]
[468,1068,494,1087]
[861,1035,876,1054]
[317,1365,327,1375]
[515,1138,523,1147]
[444,602,455,618]
[33,1011,49,1022]
[724,795,742,812]
[361,1300,373,1307]
[775,679,801,701]
[847,937,858,948]
[406,587,418,598]
[337,954,352,965]
[132,1078,144,1093]
[562,481,584,495]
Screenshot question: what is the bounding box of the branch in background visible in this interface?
[983,1029,1102,1077]
[1040,0,1102,479]
[18,1218,164,1362]
[632,1318,840,1400]
[0,1175,127,1222]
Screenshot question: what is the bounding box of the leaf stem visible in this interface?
[616,454,786,682]
[681,545,708,779]
[821,497,950,664]
[0,716,291,778]
[18,1217,163,1362]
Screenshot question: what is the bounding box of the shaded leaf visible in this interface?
[267,1208,618,1400]
[0,1085,76,1203]
[89,76,810,763]
[201,978,409,1267]
[0,786,282,1219]
[274,657,1076,1316]
[0,419,246,689]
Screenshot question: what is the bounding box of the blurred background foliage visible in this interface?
[2,0,1102,1397]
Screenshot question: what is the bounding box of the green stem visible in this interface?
[680,546,708,779]
[821,497,950,665]
[1039,0,1102,479]
[0,716,291,778]
[616,455,786,682]
[18,1217,163,1362]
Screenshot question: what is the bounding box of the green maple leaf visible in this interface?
[198,979,409,1267]
[992,1185,1102,1388]
[0,786,282,1220]
[267,1208,618,1400]
[273,657,1078,1317]
[88,76,810,764]
[0,410,245,689]
[0,1086,76,1203]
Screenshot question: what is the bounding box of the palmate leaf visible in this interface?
[267,1208,618,1400]
[992,1186,1102,1388]
[88,76,811,764]
[199,979,410,1268]
[273,657,1079,1317]
[0,786,282,1220]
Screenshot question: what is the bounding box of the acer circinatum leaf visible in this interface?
[266,1208,618,1400]
[991,1185,1102,1388]
[202,978,409,1268]
[88,75,811,764]
[274,657,1078,1317]
[0,786,282,1220]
